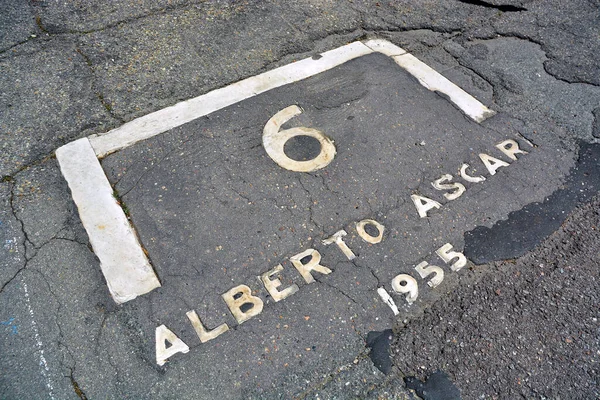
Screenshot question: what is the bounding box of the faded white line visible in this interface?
[23,279,56,400]
[89,41,374,158]
[56,138,161,304]
[363,39,495,122]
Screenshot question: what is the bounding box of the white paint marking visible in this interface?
[23,280,56,400]
[263,105,336,172]
[436,243,467,272]
[356,219,385,244]
[89,42,373,157]
[391,53,495,122]
[363,39,408,57]
[460,163,486,183]
[377,287,399,316]
[322,230,356,260]
[391,274,419,304]
[84,39,493,157]
[414,261,444,288]
[55,138,161,304]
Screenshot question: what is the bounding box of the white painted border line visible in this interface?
[56,138,161,304]
[89,41,374,158]
[363,40,495,122]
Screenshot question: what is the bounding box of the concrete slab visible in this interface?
[56,138,161,303]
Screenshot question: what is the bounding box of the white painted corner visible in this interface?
[363,39,408,57]
[55,138,161,304]
[87,39,493,160]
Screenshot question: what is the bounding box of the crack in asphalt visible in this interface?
[0,181,31,294]
[116,134,197,199]
[315,276,362,310]
[0,174,91,294]
[28,0,207,36]
[68,368,89,400]
[351,258,384,289]
[296,176,322,234]
[294,350,372,400]
[74,47,125,124]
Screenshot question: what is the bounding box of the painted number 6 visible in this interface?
[263,105,336,172]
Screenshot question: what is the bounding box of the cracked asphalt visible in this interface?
[1,0,599,399]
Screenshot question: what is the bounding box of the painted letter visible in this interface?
[432,174,466,201]
[222,285,264,324]
[411,194,442,218]
[322,230,356,260]
[479,153,510,175]
[156,325,189,366]
[377,287,399,316]
[495,139,528,160]
[356,219,385,244]
[460,163,486,183]
[290,249,332,284]
[263,105,336,172]
[391,274,419,304]
[414,261,444,288]
[436,243,467,272]
[186,310,229,343]
[259,264,299,302]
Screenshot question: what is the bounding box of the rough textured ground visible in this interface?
[393,194,600,399]
[1,0,599,399]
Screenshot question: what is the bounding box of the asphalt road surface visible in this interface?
[1,1,599,399]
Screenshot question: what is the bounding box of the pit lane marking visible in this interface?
[56,39,494,304]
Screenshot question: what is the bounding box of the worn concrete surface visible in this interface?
[1,0,599,399]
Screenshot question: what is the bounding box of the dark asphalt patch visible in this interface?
[392,193,600,398]
[405,371,461,400]
[366,329,394,374]
[464,142,600,264]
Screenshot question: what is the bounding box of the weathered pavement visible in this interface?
[1,1,599,399]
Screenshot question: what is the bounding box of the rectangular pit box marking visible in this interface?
[55,39,494,304]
